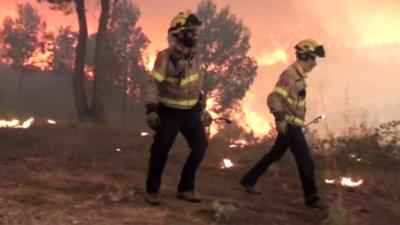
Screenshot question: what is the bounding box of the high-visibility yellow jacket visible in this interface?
[144,47,204,110]
[267,62,307,126]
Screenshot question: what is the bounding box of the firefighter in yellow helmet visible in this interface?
[143,12,209,205]
[240,39,327,209]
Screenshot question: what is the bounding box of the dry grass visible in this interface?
[0,123,399,225]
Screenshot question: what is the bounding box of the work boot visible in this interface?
[240,180,262,195]
[176,191,202,203]
[145,192,161,206]
[306,199,327,210]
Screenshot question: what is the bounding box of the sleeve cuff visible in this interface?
[273,112,286,122]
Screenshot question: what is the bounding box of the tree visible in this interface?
[52,26,78,73]
[0,3,47,114]
[107,0,149,121]
[196,0,257,111]
[39,0,90,121]
[90,0,112,122]
[0,3,46,69]
[40,0,149,123]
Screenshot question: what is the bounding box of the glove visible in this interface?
[201,111,213,127]
[273,112,287,135]
[146,112,160,131]
[275,120,288,135]
[198,91,207,110]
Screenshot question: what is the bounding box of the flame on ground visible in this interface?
[340,177,363,187]
[220,159,234,169]
[206,90,272,146]
[227,99,272,142]
[206,90,224,139]
[84,65,94,80]
[324,177,364,187]
[47,119,57,124]
[229,139,249,149]
[0,117,34,129]
[324,179,335,184]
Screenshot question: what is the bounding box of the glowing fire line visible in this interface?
[324,177,364,187]
[220,158,234,169]
[0,117,34,129]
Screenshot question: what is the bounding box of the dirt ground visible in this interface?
[0,125,399,225]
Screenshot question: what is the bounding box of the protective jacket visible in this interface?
[267,62,307,126]
[144,47,204,110]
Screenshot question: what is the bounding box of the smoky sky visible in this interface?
[1,0,400,134]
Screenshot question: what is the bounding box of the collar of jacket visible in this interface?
[293,62,308,78]
[171,45,196,59]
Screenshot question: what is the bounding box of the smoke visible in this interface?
[246,0,400,135]
[1,0,399,136]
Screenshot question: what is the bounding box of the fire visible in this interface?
[220,159,234,169]
[206,90,224,138]
[47,119,57,124]
[324,179,335,184]
[340,177,363,187]
[324,177,364,187]
[205,90,273,147]
[144,51,156,71]
[257,48,288,66]
[0,117,34,129]
[229,139,250,149]
[23,49,53,71]
[226,93,273,144]
[84,65,94,80]
[23,39,54,71]
[141,132,149,136]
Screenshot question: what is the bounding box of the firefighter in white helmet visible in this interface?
[143,12,210,206]
[240,39,327,209]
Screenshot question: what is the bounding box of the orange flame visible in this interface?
[205,90,273,147]
[144,51,156,71]
[324,177,364,187]
[23,39,54,71]
[0,117,34,129]
[229,139,250,149]
[84,65,94,80]
[220,158,234,169]
[257,48,288,66]
[47,119,57,124]
[227,100,272,142]
[23,49,53,71]
[340,177,363,187]
[206,89,224,138]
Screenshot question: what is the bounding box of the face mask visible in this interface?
[180,29,197,48]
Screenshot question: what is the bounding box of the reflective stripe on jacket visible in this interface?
[144,47,204,110]
[267,62,307,126]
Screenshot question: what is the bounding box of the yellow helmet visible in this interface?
[295,39,325,58]
[168,12,202,34]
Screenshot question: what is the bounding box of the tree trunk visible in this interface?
[122,75,128,124]
[90,0,111,123]
[17,67,25,116]
[73,0,90,121]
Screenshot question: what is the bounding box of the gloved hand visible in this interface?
[201,111,213,127]
[146,112,160,131]
[198,91,207,110]
[275,120,288,135]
